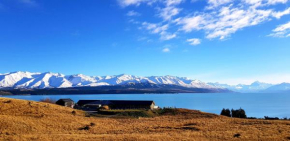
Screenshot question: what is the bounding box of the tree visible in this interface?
[231,108,247,118]
[220,108,231,117]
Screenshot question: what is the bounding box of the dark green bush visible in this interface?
[155,107,178,115]
[231,108,247,118]
[221,108,247,118]
[220,108,231,117]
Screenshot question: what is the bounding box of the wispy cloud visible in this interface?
[177,3,274,40]
[127,10,141,16]
[187,38,201,45]
[159,6,181,21]
[269,21,290,37]
[272,7,290,19]
[141,22,177,40]
[158,0,183,21]
[137,36,153,42]
[119,0,290,42]
[20,0,37,6]
[118,0,157,7]
[162,47,170,52]
[164,0,183,6]
[206,0,232,9]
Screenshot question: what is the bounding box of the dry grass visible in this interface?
[1,98,290,141]
[39,98,56,104]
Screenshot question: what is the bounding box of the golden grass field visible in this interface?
[1,98,290,141]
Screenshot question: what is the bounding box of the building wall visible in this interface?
[109,104,153,110]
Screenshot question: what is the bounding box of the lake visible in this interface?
[1,93,290,118]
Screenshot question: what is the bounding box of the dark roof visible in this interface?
[56,99,74,102]
[77,100,101,106]
[77,100,154,106]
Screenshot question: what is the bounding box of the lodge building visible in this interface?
[75,100,156,111]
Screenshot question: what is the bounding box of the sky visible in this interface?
[0,0,290,85]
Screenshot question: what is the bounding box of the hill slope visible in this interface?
[1,98,290,140]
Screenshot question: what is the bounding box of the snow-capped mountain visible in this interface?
[263,83,290,93]
[2,71,289,93]
[207,81,274,93]
[0,71,214,89]
[0,71,72,89]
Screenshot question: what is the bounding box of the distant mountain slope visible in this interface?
[0,71,215,89]
[262,83,290,93]
[0,82,232,95]
[208,81,274,93]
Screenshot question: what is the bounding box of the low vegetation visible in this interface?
[39,98,56,104]
[221,108,247,118]
[1,98,290,140]
[96,108,181,118]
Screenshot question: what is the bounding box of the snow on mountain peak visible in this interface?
[0,71,213,89]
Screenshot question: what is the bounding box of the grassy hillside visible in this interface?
[1,98,290,141]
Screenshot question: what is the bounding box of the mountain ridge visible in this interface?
[0,71,215,89]
[0,71,289,93]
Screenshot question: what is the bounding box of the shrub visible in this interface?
[221,108,247,118]
[220,108,231,117]
[231,108,247,118]
[234,133,241,138]
[116,110,155,118]
[72,111,76,116]
[155,107,178,115]
[39,98,56,104]
[78,125,90,130]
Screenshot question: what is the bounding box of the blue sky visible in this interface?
[0,0,290,84]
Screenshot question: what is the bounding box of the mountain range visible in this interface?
[0,71,289,94]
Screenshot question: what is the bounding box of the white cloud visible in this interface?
[273,21,290,32]
[160,32,177,40]
[207,0,232,9]
[164,0,183,6]
[176,15,206,32]
[272,7,290,19]
[187,38,201,45]
[269,21,290,37]
[267,0,289,5]
[121,0,290,41]
[127,10,141,16]
[162,47,170,52]
[128,19,140,24]
[159,6,181,21]
[142,22,177,40]
[177,1,284,40]
[118,0,157,7]
[242,0,289,7]
[118,0,146,7]
[142,22,168,33]
[157,0,183,21]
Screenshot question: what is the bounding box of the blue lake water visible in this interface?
[1,93,290,118]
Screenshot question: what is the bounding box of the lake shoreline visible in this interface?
[1,93,290,118]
